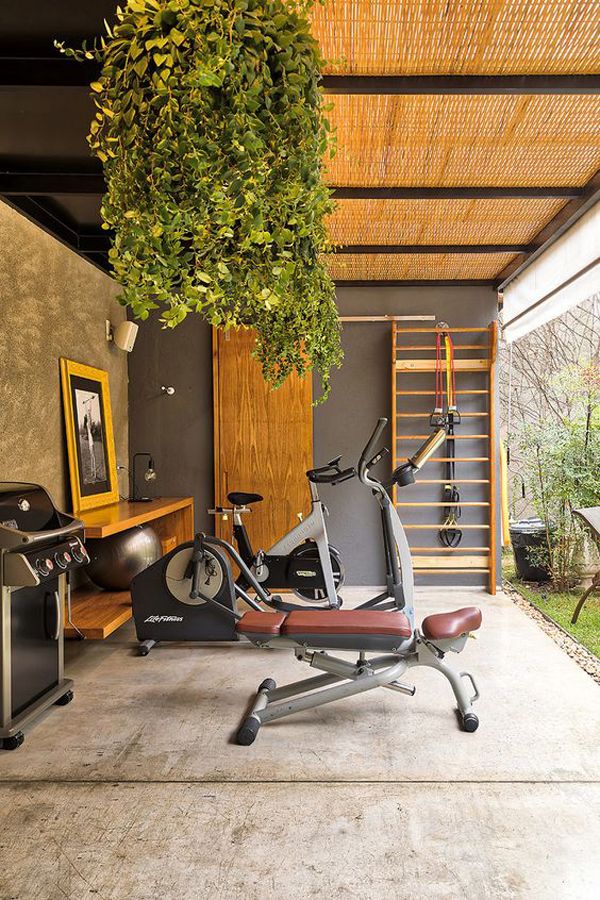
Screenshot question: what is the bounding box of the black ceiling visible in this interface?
[1,3,599,282]
[0,2,117,268]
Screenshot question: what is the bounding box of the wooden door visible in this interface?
[213,328,313,553]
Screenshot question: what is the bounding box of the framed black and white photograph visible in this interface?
[60,359,119,512]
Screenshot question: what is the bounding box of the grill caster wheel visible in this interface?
[55,690,74,706]
[1,732,24,751]
[461,713,479,733]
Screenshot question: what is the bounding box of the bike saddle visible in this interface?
[227,491,263,506]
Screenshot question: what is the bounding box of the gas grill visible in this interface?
[0,483,88,750]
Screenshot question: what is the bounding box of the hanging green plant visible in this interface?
[56,0,341,399]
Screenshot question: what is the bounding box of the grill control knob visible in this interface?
[54,551,69,570]
[70,542,87,564]
[35,558,51,577]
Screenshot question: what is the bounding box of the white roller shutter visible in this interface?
[502,201,600,343]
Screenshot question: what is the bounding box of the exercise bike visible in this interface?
[131,418,482,741]
[208,456,356,611]
[132,418,447,653]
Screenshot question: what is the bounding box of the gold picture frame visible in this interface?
[60,358,119,513]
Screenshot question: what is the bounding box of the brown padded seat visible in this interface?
[282,610,412,637]
[421,607,482,641]
[236,611,287,635]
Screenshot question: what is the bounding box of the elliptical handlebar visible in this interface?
[359,417,388,484]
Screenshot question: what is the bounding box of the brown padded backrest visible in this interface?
[421,607,482,641]
[282,610,412,637]
[236,611,287,635]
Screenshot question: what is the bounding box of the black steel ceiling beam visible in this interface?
[322,75,600,95]
[2,58,599,95]
[334,279,496,288]
[1,173,581,201]
[332,186,582,200]
[0,171,105,195]
[78,232,110,252]
[0,56,100,87]
[496,168,600,288]
[77,236,528,254]
[335,243,529,254]
[3,195,110,274]
[5,195,79,247]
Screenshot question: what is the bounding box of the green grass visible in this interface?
[503,552,600,660]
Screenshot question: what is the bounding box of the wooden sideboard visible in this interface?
[66,497,194,640]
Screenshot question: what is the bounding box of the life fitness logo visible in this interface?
[144,615,183,623]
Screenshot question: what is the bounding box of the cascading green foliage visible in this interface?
[56,0,342,399]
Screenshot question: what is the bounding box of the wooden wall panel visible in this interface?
[213,328,313,554]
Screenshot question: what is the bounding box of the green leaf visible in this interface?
[68,0,341,401]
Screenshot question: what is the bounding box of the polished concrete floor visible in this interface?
[1,589,599,898]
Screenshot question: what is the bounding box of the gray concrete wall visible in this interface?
[0,200,129,511]
[127,314,214,533]
[314,286,500,586]
[127,285,499,586]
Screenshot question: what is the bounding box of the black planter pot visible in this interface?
[509,518,553,583]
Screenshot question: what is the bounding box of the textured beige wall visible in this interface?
[0,200,129,511]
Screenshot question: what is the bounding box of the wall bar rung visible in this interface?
[396,389,488,396]
[404,524,490,530]
[397,412,487,418]
[416,479,490,484]
[395,327,490,333]
[395,457,490,462]
[415,569,490,574]
[396,501,489,507]
[398,434,489,440]
[409,546,490,551]
[398,344,487,351]
[397,359,489,372]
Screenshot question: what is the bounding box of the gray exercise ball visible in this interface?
[85,524,162,591]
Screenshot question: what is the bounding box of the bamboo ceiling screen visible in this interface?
[303,0,600,284]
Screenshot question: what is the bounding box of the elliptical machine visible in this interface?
[131,418,447,654]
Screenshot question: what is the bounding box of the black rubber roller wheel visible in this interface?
[1,731,24,751]
[258,678,276,692]
[461,713,479,733]
[55,690,74,706]
[237,717,261,746]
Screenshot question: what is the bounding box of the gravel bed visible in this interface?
[505,581,600,685]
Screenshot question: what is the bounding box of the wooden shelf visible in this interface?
[67,496,195,639]
[80,496,194,539]
[66,585,131,640]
